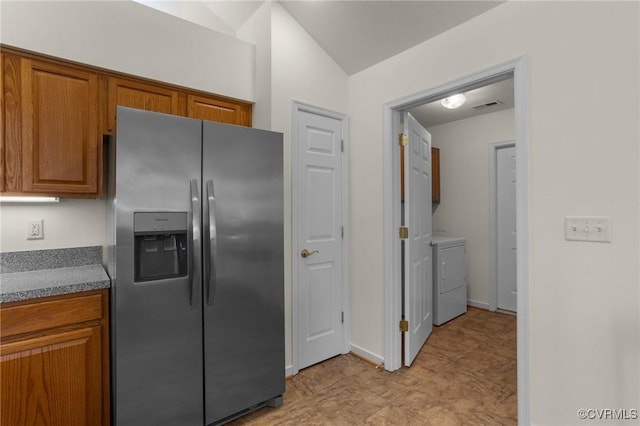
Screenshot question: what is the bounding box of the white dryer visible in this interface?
[432,237,467,325]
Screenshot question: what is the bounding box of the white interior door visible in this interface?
[404,113,433,366]
[497,145,517,312]
[296,109,344,370]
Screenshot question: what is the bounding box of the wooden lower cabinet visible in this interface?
[0,290,109,426]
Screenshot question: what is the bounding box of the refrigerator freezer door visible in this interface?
[202,122,285,425]
[112,107,204,426]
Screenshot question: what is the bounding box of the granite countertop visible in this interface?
[0,246,110,303]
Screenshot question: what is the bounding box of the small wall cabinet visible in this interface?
[0,290,110,426]
[431,147,440,203]
[1,45,253,198]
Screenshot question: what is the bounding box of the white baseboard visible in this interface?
[285,365,296,378]
[285,345,384,378]
[467,299,490,310]
[350,343,384,366]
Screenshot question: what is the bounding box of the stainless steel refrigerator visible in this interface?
[106,106,285,426]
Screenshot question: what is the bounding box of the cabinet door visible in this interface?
[107,77,181,133]
[1,52,5,192]
[4,52,25,193]
[186,94,251,127]
[431,147,440,202]
[20,59,99,195]
[1,326,103,426]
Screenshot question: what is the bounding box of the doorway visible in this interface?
[290,100,350,375]
[382,57,530,422]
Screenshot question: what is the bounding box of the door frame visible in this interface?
[290,100,350,376]
[382,56,530,423]
[489,140,516,312]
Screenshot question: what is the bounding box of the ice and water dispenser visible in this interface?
[134,212,188,282]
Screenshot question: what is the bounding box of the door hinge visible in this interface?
[341,226,344,238]
[399,319,409,333]
[399,226,409,239]
[341,312,344,324]
[398,133,408,146]
[341,139,344,152]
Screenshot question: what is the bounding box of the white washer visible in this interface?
[432,237,467,325]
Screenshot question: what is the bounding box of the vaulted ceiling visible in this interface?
[137,0,510,125]
[279,1,504,75]
[138,0,504,75]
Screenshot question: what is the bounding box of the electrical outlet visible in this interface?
[564,216,611,242]
[27,219,44,240]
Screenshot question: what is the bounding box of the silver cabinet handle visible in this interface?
[190,179,201,308]
[206,180,218,306]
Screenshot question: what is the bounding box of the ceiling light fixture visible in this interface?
[440,94,467,109]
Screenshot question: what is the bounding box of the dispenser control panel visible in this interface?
[134,212,188,282]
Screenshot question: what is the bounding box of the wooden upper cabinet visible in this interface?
[186,94,251,126]
[3,53,23,192]
[1,46,253,197]
[1,53,6,193]
[107,77,181,133]
[20,58,100,195]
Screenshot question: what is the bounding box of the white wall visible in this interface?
[348,2,639,424]
[0,200,106,252]
[0,0,256,253]
[428,108,515,307]
[0,1,254,101]
[269,1,349,372]
[134,0,237,37]
[237,2,272,130]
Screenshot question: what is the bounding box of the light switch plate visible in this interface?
[564,216,611,242]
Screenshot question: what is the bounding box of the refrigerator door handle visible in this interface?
[190,179,201,308]
[206,179,218,305]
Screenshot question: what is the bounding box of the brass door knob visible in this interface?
[301,249,319,258]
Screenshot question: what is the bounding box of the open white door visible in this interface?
[403,113,433,366]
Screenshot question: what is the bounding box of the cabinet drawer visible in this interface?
[1,292,104,338]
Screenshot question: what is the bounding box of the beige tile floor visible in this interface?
[232,307,517,425]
